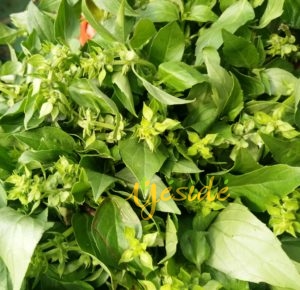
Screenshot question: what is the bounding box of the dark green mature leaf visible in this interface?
[91,195,142,267]
[130,19,156,49]
[15,127,76,151]
[208,203,300,289]
[261,134,300,166]
[282,238,300,263]
[195,0,254,65]
[226,165,300,211]
[119,138,167,196]
[180,230,210,269]
[133,67,194,105]
[0,208,52,290]
[69,79,119,114]
[149,22,185,66]
[158,62,207,91]
[138,0,179,22]
[282,0,300,28]
[222,30,259,68]
[54,0,81,48]
[27,1,55,42]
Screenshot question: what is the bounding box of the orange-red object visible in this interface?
[80,19,96,46]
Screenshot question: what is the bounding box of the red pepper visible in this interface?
[80,19,96,46]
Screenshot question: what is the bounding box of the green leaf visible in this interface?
[195,0,255,65]
[256,0,284,28]
[15,127,76,152]
[137,0,179,22]
[226,164,300,211]
[282,0,300,29]
[69,79,119,114]
[130,19,156,49]
[54,0,81,48]
[0,258,12,290]
[85,169,117,201]
[222,30,259,68]
[180,230,210,269]
[93,0,137,16]
[119,138,167,195]
[133,68,194,105]
[282,238,300,263]
[260,134,300,166]
[159,215,178,264]
[0,24,20,45]
[0,183,7,208]
[203,47,243,121]
[112,72,137,116]
[184,4,217,22]
[0,207,52,290]
[207,203,300,289]
[158,62,206,91]
[27,1,55,41]
[149,22,185,66]
[91,195,142,267]
[81,0,117,48]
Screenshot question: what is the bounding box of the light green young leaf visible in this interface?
[27,1,55,41]
[93,0,137,16]
[159,215,178,264]
[257,0,284,28]
[0,258,12,290]
[137,0,179,22]
[158,62,207,91]
[195,0,254,65]
[184,5,217,22]
[119,138,167,196]
[149,22,185,65]
[0,24,20,45]
[0,207,52,290]
[130,19,156,49]
[226,164,300,211]
[208,203,300,289]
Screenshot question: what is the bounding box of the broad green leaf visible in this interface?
[112,72,137,116]
[15,127,76,151]
[184,4,217,22]
[159,215,178,264]
[226,165,300,211]
[0,258,12,290]
[91,195,142,267]
[260,134,300,166]
[81,0,117,48]
[0,207,52,290]
[133,68,194,105]
[93,0,137,16]
[195,0,254,65]
[158,62,206,91]
[119,138,167,195]
[27,1,55,41]
[222,30,259,68]
[231,148,262,174]
[256,0,284,28]
[203,47,243,121]
[282,0,300,28]
[0,183,7,208]
[0,24,20,45]
[54,0,81,48]
[171,158,202,174]
[149,22,185,65]
[0,146,16,172]
[138,0,179,22]
[69,79,119,114]
[0,61,23,78]
[180,230,210,269]
[130,19,156,49]
[282,238,300,263]
[208,203,300,289]
[85,169,117,201]
[38,0,61,12]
